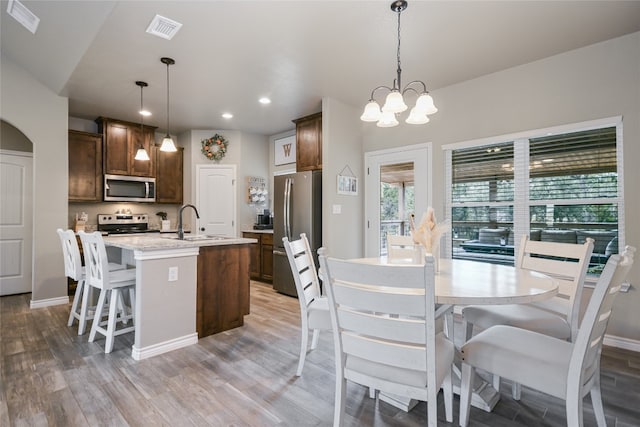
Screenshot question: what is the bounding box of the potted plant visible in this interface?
[156,211,170,231]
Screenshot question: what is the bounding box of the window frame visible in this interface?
[444,116,625,283]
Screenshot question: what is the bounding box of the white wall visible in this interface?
[359,32,640,342]
[322,97,364,259]
[0,54,69,303]
[182,129,269,235]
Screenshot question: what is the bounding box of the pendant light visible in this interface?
[360,1,438,127]
[160,57,177,152]
[134,81,151,161]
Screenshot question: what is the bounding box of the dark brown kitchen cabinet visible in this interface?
[68,130,103,202]
[293,112,322,171]
[196,244,250,338]
[155,146,183,204]
[96,117,156,177]
[242,232,273,283]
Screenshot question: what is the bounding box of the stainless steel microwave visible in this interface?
[104,174,156,202]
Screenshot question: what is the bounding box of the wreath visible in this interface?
[201,133,229,161]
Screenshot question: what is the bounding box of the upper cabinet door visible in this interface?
[103,121,130,175]
[130,126,155,177]
[155,146,183,204]
[68,130,103,202]
[97,117,157,177]
[293,112,322,171]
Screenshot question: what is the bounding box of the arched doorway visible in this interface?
[0,120,34,295]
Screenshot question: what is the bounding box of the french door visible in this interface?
[364,144,432,257]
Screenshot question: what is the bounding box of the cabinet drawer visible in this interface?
[262,233,273,245]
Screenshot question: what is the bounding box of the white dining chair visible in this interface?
[386,233,417,260]
[462,234,594,396]
[282,233,331,376]
[79,231,136,353]
[57,228,125,335]
[459,246,635,427]
[319,249,454,427]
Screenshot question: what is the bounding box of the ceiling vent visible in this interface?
[6,0,40,34]
[146,14,182,40]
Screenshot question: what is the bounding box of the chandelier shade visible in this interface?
[134,81,151,161]
[160,57,178,152]
[361,1,438,128]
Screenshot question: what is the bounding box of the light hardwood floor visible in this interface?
[2,281,639,426]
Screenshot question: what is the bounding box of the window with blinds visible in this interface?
[446,119,622,276]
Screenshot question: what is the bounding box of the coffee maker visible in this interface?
[254,208,273,230]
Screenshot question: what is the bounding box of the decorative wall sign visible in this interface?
[274,135,296,166]
[337,165,358,196]
[246,176,267,205]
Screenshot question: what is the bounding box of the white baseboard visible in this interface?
[131,333,198,361]
[603,334,640,352]
[30,296,69,309]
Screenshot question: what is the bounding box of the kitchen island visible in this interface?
[103,234,256,360]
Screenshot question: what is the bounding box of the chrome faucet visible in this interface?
[177,204,200,240]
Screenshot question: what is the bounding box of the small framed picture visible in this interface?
[337,174,358,196]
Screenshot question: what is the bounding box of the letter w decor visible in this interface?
[275,135,296,166]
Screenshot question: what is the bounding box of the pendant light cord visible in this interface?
[395,6,402,90]
[166,62,170,136]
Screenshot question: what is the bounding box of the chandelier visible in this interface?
[360,0,438,127]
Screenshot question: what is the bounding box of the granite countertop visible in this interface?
[103,233,257,251]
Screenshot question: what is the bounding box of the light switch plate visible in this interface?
[168,266,178,282]
[332,204,342,214]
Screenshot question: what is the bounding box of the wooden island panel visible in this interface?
[196,244,250,338]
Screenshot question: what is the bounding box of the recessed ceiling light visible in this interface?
[7,0,40,34]
[139,110,152,117]
[146,14,182,40]
[259,97,271,105]
[222,113,233,119]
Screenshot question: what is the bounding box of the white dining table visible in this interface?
[346,256,559,412]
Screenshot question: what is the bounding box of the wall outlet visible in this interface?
[168,266,178,282]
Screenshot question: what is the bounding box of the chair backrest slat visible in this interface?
[387,233,416,260]
[78,231,111,290]
[568,246,635,396]
[57,228,83,281]
[516,234,594,341]
[320,251,438,374]
[283,233,322,307]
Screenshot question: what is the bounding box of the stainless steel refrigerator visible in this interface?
[272,170,322,297]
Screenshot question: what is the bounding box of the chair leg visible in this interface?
[459,363,474,427]
[310,328,320,350]
[68,278,83,327]
[512,381,521,400]
[566,390,584,427]
[334,377,346,427]
[128,286,136,326]
[89,289,107,343]
[105,289,120,353]
[590,373,606,427]
[296,318,310,376]
[443,368,453,423]
[462,318,474,341]
[492,375,501,392]
[78,281,92,335]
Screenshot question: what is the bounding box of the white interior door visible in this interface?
[364,144,432,257]
[0,150,33,295]
[196,164,236,236]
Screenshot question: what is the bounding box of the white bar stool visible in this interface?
[57,228,125,335]
[78,231,136,353]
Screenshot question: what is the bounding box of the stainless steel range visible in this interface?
[97,214,153,235]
